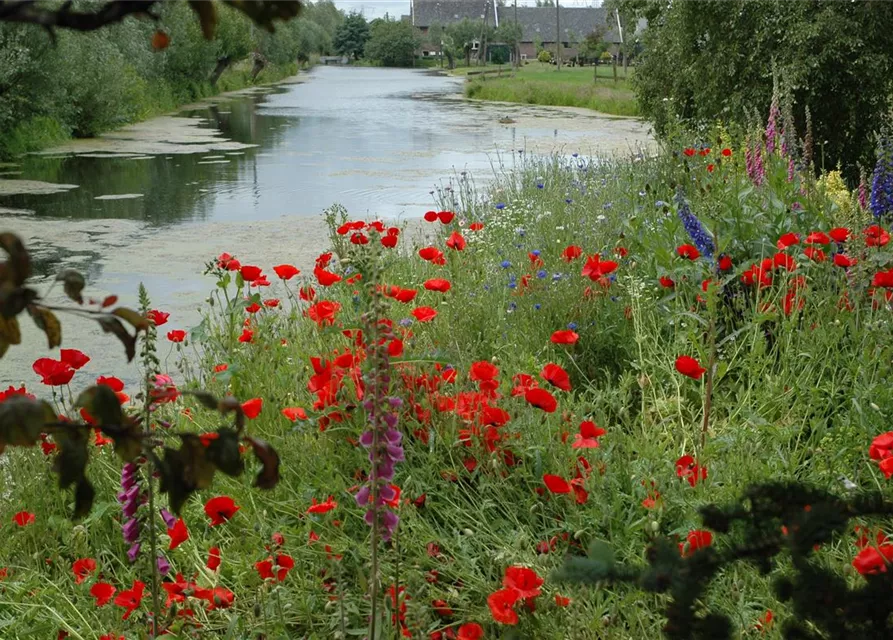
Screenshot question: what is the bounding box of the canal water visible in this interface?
[0,66,649,385]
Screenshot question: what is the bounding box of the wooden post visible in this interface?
[555,0,561,70]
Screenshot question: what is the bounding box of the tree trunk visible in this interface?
[251,53,266,82]
[209,56,232,87]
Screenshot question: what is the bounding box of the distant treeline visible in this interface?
[0,1,342,158]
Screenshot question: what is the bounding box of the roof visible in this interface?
[500,6,619,43]
[412,0,494,27]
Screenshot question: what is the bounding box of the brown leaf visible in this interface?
[73,479,95,520]
[205,428,244,477]
[185,390,218,411]
[245,436,280,489]
[76,385,122,427]
[222,1,302,32]
[0,232,31,286]
[97,316,136,361]
[180,434,217,490]
[189,0,218,38]
[111,307,149,332]
[0,314,21,345]
[53,424,89,488]
[0,285,38,318]
[0,395,55,453]
[27,305,61,349]
[108,418,143,463]
[151,29,170,50]
[56,269,85,305]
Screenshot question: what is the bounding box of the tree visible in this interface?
[612,0,893,178]
[334,12,369,60]
[580,26,608,68]
[447,18,487,68]
[494,21,521,66]
[364,18,418,67]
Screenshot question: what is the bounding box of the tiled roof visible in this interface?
[412,0,493,27]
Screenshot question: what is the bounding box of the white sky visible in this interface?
[333,0,604,21]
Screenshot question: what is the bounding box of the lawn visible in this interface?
[1,106,893,639]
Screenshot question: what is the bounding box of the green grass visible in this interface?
[462,61,638,116]
[0,140,891,638]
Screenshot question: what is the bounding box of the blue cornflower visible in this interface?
[567,322,578,330]
[500,260,511,269]
[517,228,526,237]
[552,273,562,282]
[399,318,413,327]
[572,153,579,158]
[534,303,541,310]
[536,270,547,279]
[655,200,667,208]
[509,302,517,310]
[870,137,893,220]
[531,249,541,257]
[495,202,506,210]
[603,202,613,210]
[674,187,715,259]
[565,198,573,204]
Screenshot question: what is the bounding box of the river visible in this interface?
[0,66,650,386]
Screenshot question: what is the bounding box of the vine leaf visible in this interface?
[245,436,280,489]
[97,316,137,361]
[205,428,244,477]
[0,395,55,453]
[158,435,217,515]
[27,305,61,349]
[56,269,85,305]
[76,385,122,427]
[53,424,93,519]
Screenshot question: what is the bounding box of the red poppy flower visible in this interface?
[721,148,732,157]
[245,302,262,314]
[446,231,466,251]
[457,622,484,640]
[488,588,520,625]
[240,265,263,282]
[680,529,713,557]
[388,338,404,357]
[572,420,606,449]
[167,518,189,550]
[13,511,34,527]
[581,254,618,280]
[772,252,796,272]
[381,233,399,248]
[675,355,706,380]
[307,495,338,514]
[306,300,342,327]
[60,349,90,370]
[865,225,890,248]
[147,310,169,326]
[872,269,893,288]
[804,247,826,262]
[852,544,893,575]
[676,455,708,487]
[561,245,583,262]
[282,407,308,421]
[418,246,446,264]
[833,253,857,268]
[503,565,543,598]
[424,278,452,293]
[114,580,145,620]
[776,233,800,250]
[207,547,221,571]
[683,148,696,157]
[240,397,263,419]
[314,266,342,286]
[677,244,700,260]
[204,496,240,526]
[411,306,438,322]
[194,585,234,610]
[540,363,571,391]
[238,328,254,343]
[299,286,316,301]
[525,387,557,412]
[90,581,116,607]
[167,330,186,343]
[869,432,893,460]
[272,264,300,280]
[432,599,454,617]
[422,210,438,222]
[550,330,579,345]
[255,558,274,580]
[72,558,97,584]
[829,227,850,243]
[554,594,571,607]
[805,231,830,245]
[469,222,485,232]
[543,474,571,494]
[350,232,369,245]
[33,358,75,386]
[718,255,733,271]
[469,361,499,381]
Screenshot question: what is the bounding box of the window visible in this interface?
[520,53,528,60]
[471,39,480,51]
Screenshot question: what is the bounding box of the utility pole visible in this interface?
[514,0,518,67]
[555,0,561,70]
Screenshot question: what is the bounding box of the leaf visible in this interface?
[218,396,245,432]
[53,424,89,489]
[73,479,95,520]
[205,428,244,477]
[56,269,85,305]
[189,0,218,38]
[0,232,31,285]
[157,447,196,515]
[111,307,149,332]
[27,305,61,349]
[0,395,55,453]
[0,314,21,345]
[109,418,144,463]
[180,434,217,490]
[96,316,136,361]
[0,285,38,318]
[76,385,123,427]
[245,436,280,489]
[222,1,302,32]
[185,391,219,411]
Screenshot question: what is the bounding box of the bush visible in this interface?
[537,49,553,64]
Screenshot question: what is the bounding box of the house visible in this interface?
[410,0,627,62]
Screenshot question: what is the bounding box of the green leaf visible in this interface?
[245,436,280,489]
[96,316,136,361]
[27,305,61,349]
[0,395,55,453]
[205,428,244,477]
[56,269,85,305]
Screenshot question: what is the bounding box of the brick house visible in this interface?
[410,0,625,62]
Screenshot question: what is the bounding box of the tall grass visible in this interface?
[466,77,639,116]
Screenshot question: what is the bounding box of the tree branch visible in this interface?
[0,1,158,32]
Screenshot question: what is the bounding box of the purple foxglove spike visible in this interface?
[156,555,171,576]
[379,484,396,502]
[123,518,140,543]
[383,413,398,428]
[388,397,403,408]
[385,428,402,444]
[127,542,141,563]
[359,430,374,447]
[386,444,405,462]
[355,485,371,507]
[160,508,176,529]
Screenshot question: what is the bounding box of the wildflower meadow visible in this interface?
[3,93,893,640]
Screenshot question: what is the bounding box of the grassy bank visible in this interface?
[462,62,639,116]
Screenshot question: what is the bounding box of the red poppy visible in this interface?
[411,306,438,322]
[314,266,342,286]
[503,566,543,598]
[550,330,579,345]
[350,232,369,245]
[706,163,715,172]
[282,407,308,421]
[682,148,696,157]
[457,622,485,640]
[381,233,399,248]
[525,387,557,412]
[572,420,606,449]
[238,328,254,343]
[676,455,708,487]
[675,355,706,380]
[240,265,263,282]
[446,231,466,251]
[469,222,485,231]
[245,302,262,314]
[488,588,520,625]
[167,329,186,343]
[869,432,893,460]
[852,544,893,575]
[677,245,700,260]
[540,363,571,391]
[90,582,116,607]
[299,286,316,302]
[72,558,97,584]
[60,349,90,370]
[680,529,713,557]
[13,511,34,527]
[721,148,732,157]
[306,300,342,327]
[829,227,850,243]
[865,225,890,248]
[204,496,240,526]
[272,264,300,280]
[805,231,830,245]
[804,247,826,262]
[194,585,234,610]
[419,246,446,264]
[872,269,893,288]
[581,254,618,279]
[469,361,499,381]
[167,518,189,550]
[114,580,145,620]
[776,233,800,250]
[432,599,454,617]
[207,546,221,571]
[424,278,452,293]
[423,211,438,222]
[147,310,169,326]
[307,495,338,514]
[717,255,733,271]
[658,275,675,289]
[554,594,571,607]
[561,245,583,262]
[543,474,571,494]
[833,253,857,268]
[241,397,263,419]
[388,338,404,357]
[33,358,75,386]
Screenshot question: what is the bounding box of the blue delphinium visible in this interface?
[674,187,715,259]
[870,137,893,220]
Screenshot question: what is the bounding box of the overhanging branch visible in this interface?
[0,1,159,31]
